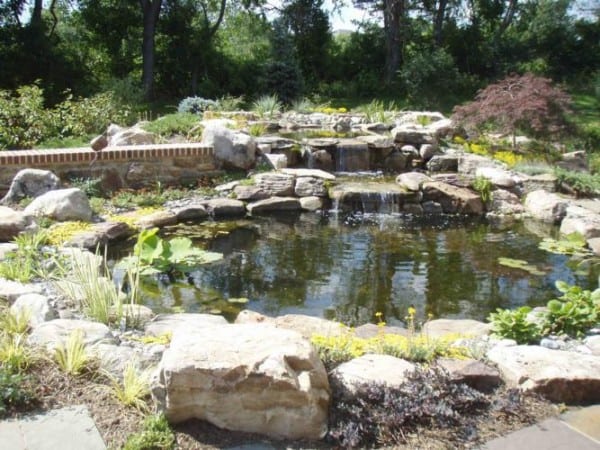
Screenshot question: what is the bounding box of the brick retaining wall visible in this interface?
[0,143,217,194]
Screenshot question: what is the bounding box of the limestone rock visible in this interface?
[91,343,160,378]
[90,134,108,152]
[246,197,301,214]
[426,154,459,172]
[560,206,600,240]
[391,125,435,145]
[584,336,600,356]
[422,182,484,214]
[475,167,518,189]
[108,124,156,147]
[331,354,415,392]
[145,313,227,337]
[152,324,330,440]
[0,206,36,241]
[203,198,246,218]
[0,279,43,303]
[235,311,345,339]
[356,135,394,149]
[11,293,55,326]
[437,358,502,393]
[201,124,256,170]
[263,153,287,170]
[136,210,178,229]
[24,188,93,222]
[487,345,600,403]
[524,190,569,223]
[233,185,269,201]
[423,319,491,338]
[65,221,134,249]
[253,172,295,197]
[28,319,116,348]
[295,177,327,197]
[419,143,438,161]
[458,153,497,174]
[0,169,61,205]
[171,204,208,222]
[396,172,432,192]
[520,173,557,194]
[489,190,525,215]
[300,196,326,211]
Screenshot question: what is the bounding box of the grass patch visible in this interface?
[123,413,176,450]
[141,113,202,140]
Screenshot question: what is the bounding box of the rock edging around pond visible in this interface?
[3,269,600,441]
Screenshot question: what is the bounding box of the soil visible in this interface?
[8,358,559,450]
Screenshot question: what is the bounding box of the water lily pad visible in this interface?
[498,257,545,276]
[538,232,590,256]
[227,297,249,304]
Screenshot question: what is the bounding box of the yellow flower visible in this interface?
[408,306,416,317]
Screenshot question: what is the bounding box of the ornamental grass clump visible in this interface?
[108,362,151,412]
[54,330,92,376]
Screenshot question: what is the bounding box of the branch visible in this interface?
[208,0,227,39]
[49,0,58,36]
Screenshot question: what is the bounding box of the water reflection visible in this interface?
[134,213,598,325]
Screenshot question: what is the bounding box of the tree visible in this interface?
[140,0,163,99]
[452,73,572,147]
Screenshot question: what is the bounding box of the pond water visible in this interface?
[115,212,598,327]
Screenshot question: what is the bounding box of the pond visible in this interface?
[112,212,598,327]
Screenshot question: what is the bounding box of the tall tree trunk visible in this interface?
[383,0,405,85]
[433,0,449,47]
[140,0,162,100]
[30,0,43,26]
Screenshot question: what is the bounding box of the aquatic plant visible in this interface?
[545,281,600,338]
[488,306,542,344]
[497,257,545,276]
[117,228,223,277]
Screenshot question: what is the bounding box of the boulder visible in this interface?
[152,324,329,440]
[201,124,256,170]
[391,125,435,145]
[111,304,155,327]
[136,210,178,229]
[0,169,61,205]
[11,293,55,326]
[91,343,161,378]
[475,167,518,189]
[235,311,345,339]
[24,188,93,222]
[331,354,415,392]
[233,185,269,201]
[419,143,438,161]
[356,135,394,149]
[28,319,116,348]
[90,134,108,152]
[422,201,443,214]
[253,172,295,197]
[0,206,36,242]
[458,153,497,175]
[437,358,502,393]
[203,199,246,218]
[246,197,301,214]
[584,336,600,356]
[422,182,484,214]
[519,173,557,194]
[396,172,432,192]
[263,153,287,170]
[295,177,327,197]
[423,319,491,338]
[0,279,43,303]
[489,190,525,215]
[64,221,134,249]
[426,154,459,172]
[145,313,227,337]
[524,190,569,223]
[300,196,326,211]
[171,204,208,222]
[560,206,600,240]
[108,124,156,147]
[487,345,600,403]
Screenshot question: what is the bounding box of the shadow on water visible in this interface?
[110,212,599,326]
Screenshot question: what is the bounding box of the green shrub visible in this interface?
[545,281,600,338]
[0,368,33,418]
[123,414,175,450]
[141,113,201,139]
[555,167,600,197]
[177,96,218,114]
[0,84,51,149]
[488,306,543,344]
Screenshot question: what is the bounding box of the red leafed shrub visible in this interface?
[452,73,572,147]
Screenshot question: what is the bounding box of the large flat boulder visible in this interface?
[560,206,600,240]
[145,313,227,336]
[422,182,484,214]
[246,197,301,214]
[235,311,345,339]
[331,354,415,392]
[253,172,296,197]
[28,319,116,348]
[487,345,600,403]
[524,190,569,223]
[203,199,246,218]
[202,124,256,170]
[24,188,93,222]
[152,324,329,440]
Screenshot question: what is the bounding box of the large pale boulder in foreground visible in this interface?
[524,190,569,223]
[331,354,415,393]
[152,324,329,440]
[487,345,600,403]
[24,188,93,222]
